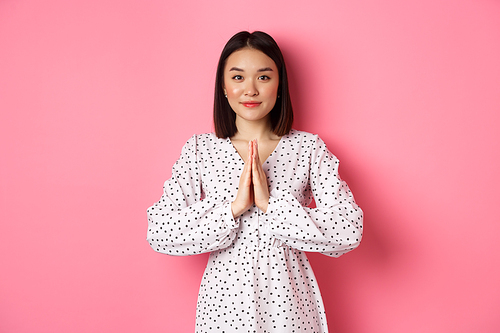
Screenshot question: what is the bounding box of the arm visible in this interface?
[263,136,363,257]
[146,135,240,256]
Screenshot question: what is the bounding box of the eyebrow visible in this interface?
[228,67,274,72]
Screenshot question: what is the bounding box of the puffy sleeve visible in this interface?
[263,136,363,257]
[146,135,240,256]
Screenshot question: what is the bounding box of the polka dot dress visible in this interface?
[147,129,363,333]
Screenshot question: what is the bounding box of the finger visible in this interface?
[251,142,269,212]
[253,140,259,164]
[246,140,253,163]
[240,148,252,187]
[247,140,254,182]
[248,140,253,162]
[243,157,252,186]
[252,155,265,190]
[253,140,265,176]
[251,140,259,176]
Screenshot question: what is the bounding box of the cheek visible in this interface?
[267,80,279,93]
[265,83,279,98]
[223,82,240,110]
[225,83,241,96]
[223,77,240,97]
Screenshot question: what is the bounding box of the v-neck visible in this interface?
[227,132,288,166]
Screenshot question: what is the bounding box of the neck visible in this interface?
[233,116,276,141]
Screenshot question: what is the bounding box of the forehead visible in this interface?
[224,48,277,71]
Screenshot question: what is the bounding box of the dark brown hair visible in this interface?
[213,31,293,138]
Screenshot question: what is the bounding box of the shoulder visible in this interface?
[182,132,228,153]
[190,132,227,145]
[182,132,222,144]
[284,129,323,146]
[285,129,337,159]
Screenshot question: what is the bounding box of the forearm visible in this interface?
[147,199,240,256]
[263,189,363,256]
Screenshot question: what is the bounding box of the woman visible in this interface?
[147,31,363,333]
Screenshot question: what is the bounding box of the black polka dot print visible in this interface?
[147,129,363,332]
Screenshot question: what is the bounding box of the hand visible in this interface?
[251,140,269,213]
[231,140,270,217]
[231,141,254,217]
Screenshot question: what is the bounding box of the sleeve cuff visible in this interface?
[262,188,287,230]
[223,200,240,229]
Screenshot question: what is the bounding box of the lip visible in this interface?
[241,101,261,108]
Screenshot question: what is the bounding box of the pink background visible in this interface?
[1,0,499,332]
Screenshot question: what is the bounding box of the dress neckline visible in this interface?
[226,131,290,166]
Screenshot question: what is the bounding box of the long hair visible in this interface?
[213,31,293,138]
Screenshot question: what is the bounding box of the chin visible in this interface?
[237,110,271,121]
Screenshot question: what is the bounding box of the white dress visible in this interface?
[147,129,363,333]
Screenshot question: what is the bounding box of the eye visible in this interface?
[232,75,243,81]
[258,75,271,81]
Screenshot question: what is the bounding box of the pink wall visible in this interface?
[1,0,499,332]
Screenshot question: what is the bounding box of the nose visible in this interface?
[244,81,259,97]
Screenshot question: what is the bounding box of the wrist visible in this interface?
[231,202,245,218]
[255,199,269,213]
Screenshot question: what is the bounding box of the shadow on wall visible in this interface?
[308,168,404,332]
[279,37,402,332]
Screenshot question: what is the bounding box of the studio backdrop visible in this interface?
[1,0,499,332]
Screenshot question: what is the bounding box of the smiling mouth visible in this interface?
[241,102,261,108]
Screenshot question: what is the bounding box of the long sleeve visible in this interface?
[263,136,363,257]
[147,135,240,256]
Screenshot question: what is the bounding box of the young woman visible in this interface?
[147,31,363,333]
